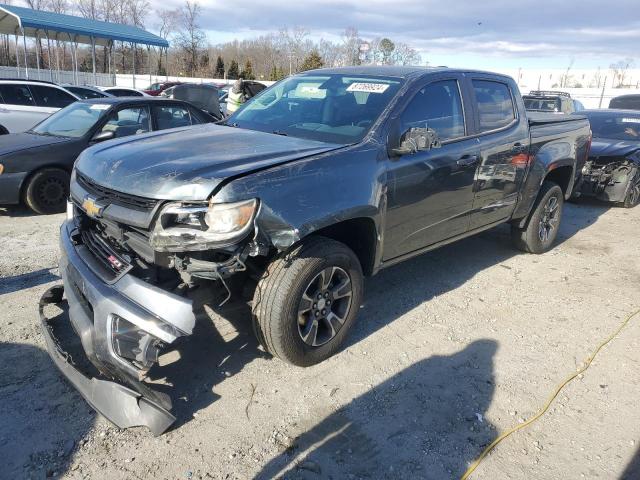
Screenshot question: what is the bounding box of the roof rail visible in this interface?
[0,78,58,85]
[527,90,571,98]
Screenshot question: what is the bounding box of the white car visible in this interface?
[0,80,80,133]
[99,86,150,97]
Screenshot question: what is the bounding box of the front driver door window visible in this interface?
[101,106,150,138]
[384,78,480,260]
[153,105,192,130]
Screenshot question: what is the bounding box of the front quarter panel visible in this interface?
[214,143,386,251]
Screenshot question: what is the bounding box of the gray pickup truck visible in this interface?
[40,66,591,434]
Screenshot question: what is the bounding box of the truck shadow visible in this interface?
[0,338,95,478]
[148,291,268,430]
[620,445,640,480]
[256,339,498,479]
[0,268,59,295]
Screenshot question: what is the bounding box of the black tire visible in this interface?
[511,181,564,254]
[23,168,70,215]
[0,125,9,135]
[252,236,364,367]
[621,169,640,208]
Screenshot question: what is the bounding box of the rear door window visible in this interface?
[472,80,516,132]
[30,85,77,108]
[0,84,35,106]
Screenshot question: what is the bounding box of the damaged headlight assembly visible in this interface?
[149,198,258,252]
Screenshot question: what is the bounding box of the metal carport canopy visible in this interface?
[0,3,168,48]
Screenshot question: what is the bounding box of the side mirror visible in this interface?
[91,130,115,143]
[391,127,441,157]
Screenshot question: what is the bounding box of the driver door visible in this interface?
[383,76,480,261]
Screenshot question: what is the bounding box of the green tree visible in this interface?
[300,50,324,71]
[214,55,225,78]
[379,38,395,65]
[227,59,240,79]
[239,59,256,80]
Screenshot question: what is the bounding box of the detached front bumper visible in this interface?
[40,220,197,435]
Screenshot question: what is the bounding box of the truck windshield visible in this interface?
[31,102,109,138]
[524,97,560,112]
[585,113,640,141]
[227,74,404,144]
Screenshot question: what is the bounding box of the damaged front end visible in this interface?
[578,151,640,203]
[41,173,270,435]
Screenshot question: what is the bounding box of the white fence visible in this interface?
[0,65,115,86]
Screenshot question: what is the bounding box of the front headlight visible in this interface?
[149,198,257,251]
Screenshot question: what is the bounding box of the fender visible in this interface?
[511,130,586,226]
[214,142,387,254]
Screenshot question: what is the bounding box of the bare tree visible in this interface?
[610,58,634,87]
[155,8,178,75]
[175,0,206,76]
[341,27,361,66]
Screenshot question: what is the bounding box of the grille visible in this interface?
[76,172,157,211]
[80,228,132,280]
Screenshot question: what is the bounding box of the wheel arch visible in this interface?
[305,217,379,276]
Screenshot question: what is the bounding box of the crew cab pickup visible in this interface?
[41,67,591,434]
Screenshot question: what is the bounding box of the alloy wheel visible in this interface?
[538,195,560,243]
[297,266,353,347]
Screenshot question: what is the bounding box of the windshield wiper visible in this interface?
[272,130,288,136]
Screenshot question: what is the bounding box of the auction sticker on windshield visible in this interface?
[90,104,111,110]
[347,83,390,93]
[621,117,640,123]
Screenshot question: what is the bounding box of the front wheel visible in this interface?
[621,170,640,208]
[251,236,364,366]
[511,181,564,254]
[23,168,70,215]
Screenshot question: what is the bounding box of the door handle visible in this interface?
[511,143,527,154]
[456,154,480,167]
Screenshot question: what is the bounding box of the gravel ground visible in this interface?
[1,200,639,480]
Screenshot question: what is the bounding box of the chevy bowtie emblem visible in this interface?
[82,196,103,218]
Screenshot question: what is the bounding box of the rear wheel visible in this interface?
[511,181,564,254]
[251,236,363,366]
[24,168,70,214]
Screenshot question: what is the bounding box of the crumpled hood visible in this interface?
[0,132,69,156]
[75,124,341,200]
[590,138,640,159]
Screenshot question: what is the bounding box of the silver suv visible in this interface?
[0,80,79,133]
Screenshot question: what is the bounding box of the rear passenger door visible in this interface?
[467,76,530,230]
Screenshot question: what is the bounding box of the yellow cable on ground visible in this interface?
[461,306,640,480]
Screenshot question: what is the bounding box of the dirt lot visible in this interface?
[1,200,639,480]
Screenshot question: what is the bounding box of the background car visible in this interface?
[523,90,578,114]
[144,81,182,96]
[0,79,79,134]
[100,86,150,97]
[572,109,640,208]
[609,94,640,110]
[0,97,217,214]
[63,85,113,99]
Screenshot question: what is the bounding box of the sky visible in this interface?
[163,0,639,70]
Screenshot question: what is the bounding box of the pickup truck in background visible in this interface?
[41,66,591,434]
[523,90,585,114]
